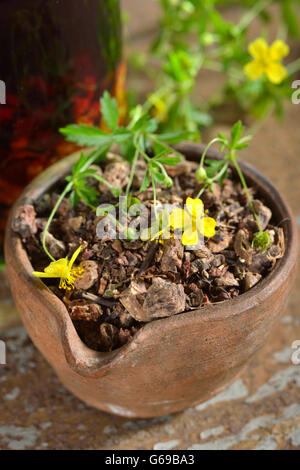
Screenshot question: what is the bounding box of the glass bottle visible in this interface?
[0,0,125,245]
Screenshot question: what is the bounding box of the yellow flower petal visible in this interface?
[248,38,269,60]
[33,272,61,278]
[269,39,290,61]
[197,217,216,238]
[69,245,82,269]
[266,61,287,84]
[44,258,68,275]
[244,60,265,81]
[170,208,189,229]
[182,229,199,246]
[150,96,168,122]
[32,246,84,290]
[185,197,204,220]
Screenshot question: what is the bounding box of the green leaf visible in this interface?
[156,155,181,166]
[111,128,133,143]
[230,121,243,147]
[131,114,158,133]
[235,142,249,150]
[119,136,136,163]
[282,1,300,38]
[152,170,165,184]
[190,109,213,127]
[139,168,150,192]
[60,124,112,146]
[77,169,98,179]
[154,130,193,144]
[72,152,88,176]
[69,190,80,208]
[252,231,271,254]
[60,124,131,147]
[100,90,119,130]
[205,159,224,178]
[77,185,99,207]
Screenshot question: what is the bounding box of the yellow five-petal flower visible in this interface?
[170,197,216,246]
[33,246,84,290]
[244,38,289,84]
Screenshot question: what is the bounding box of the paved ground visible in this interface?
[0,0,300,450]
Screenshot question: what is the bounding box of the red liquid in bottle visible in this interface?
[0,0,124,244]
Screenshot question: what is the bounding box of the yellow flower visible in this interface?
[149,95,168,122]
[244,38,289,84]
[170,197,216,246]
[33,246,84,290]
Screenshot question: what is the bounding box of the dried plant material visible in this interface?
[119,281,149,322]
[21,154,284,352]
[253,199,272,230]
[99,323,119,351]
[41,232,66,259]
[244,272,262,291]
[207,230,232,253]
[249,253,273,274]
[160,238,184,272]
[67,216,84,232]
[143,277,186,319]
[215,271,239,287]
[186,283,203,308]
[74,261,99,290]
[165,158,191,177]
[68,300,102,321]
[12,204,37,239]
[99,162,130,193]
[234,229,253,264]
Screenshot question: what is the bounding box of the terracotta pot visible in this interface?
[4,143,298,418]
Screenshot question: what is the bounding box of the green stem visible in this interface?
[151,171,158,220]
[42,182,73,261]
[237,0,271,31]
[136,139,161,220]
[41,146,109,262]
[199,137,222,169]
[156,161,170,180]
[203,61,244,81]
[246,103,275,137]
[196,162,228,198]
[125,142,140,197]
[80,145,109,172]
[150,134,183,158]
[231,157,262,231]
[287,57,300,76]
[91,173,120,196]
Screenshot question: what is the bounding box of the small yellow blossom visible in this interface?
[141,210,173,244]
[33,246,84,290]
[150,95,168,123]
[244,38,289,84]
[151,228,174,244]
[170,197,216,246]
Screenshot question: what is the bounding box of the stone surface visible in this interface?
[1,0,300,450]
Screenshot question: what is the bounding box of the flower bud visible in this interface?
[164,176,173,188]
[195,166,207,183]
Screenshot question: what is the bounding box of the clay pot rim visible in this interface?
[5,143,298,376]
